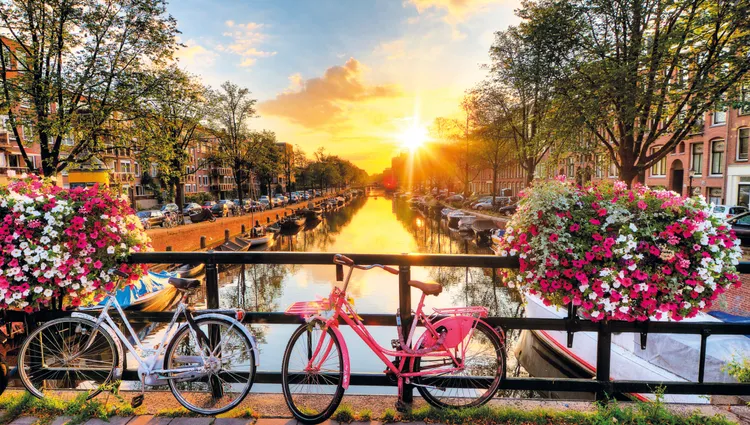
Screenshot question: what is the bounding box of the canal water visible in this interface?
[214,195,528,394]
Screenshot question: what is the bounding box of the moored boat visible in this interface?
[279,214,306,231]
[447,210,474,229]
[472,219,499,245]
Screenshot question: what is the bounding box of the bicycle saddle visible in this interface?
[168,277,201,290]
[408,280,443,296]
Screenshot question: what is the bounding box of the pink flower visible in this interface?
[637,200,647,210]
[570,223,580,232]
[549,234,559,243]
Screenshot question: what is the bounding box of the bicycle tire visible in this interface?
[281,320,345,424]
[412,320,505,409]
[165,316,256,415]
[18,317,118,399]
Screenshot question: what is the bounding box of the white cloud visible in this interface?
[174,39,218,66]
[216,21,276,68]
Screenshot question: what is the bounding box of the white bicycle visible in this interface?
[17,270,259,415]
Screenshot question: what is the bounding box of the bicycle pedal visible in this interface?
[130,394,144,408]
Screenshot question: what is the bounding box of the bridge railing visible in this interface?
[6,251,750,402]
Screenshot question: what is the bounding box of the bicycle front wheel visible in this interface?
[412,320,505,408]
[281,320,345,424]
[165,317,256,415]
[18,317,118,399]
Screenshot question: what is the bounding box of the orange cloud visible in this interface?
[259,58,401,129]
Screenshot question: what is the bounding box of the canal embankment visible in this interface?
[145,197,329,251]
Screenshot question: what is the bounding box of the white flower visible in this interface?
[591,311,601,318]
[107,246,115,254]
[629,223,638,232]
[33,286,44,294]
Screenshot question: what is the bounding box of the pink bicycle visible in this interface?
[281,254,506,424]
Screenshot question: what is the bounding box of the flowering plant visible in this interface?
[496,178,742,322]
[0,175,151,311]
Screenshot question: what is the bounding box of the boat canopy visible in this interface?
[97,271,177,309]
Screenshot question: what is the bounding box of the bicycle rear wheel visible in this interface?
[281,320,345,424]
[165,317,256,415]
[18,317,118,399]
[412,320,504,408]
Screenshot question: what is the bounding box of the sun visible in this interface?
[399,125,430,151]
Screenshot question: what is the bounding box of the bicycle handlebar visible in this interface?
[332,254,400,275]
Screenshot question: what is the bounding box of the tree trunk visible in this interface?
[524,158,535,188]
[172,176,184,211]
[619,164,640,188]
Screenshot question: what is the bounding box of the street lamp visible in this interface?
[687,167,695,198]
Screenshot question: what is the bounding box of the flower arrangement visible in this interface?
[495,178,742,322]
[0,175,151,311]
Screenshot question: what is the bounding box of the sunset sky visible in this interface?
[171,0,522,174]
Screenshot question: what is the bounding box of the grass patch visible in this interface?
[380,408,398,423]
[381,401,738,425]
[357,408,372,421]
[331,404,355,423]
[0,391,134,425]
[216,408,258,420]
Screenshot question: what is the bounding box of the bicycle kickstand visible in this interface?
[395,377,411,413]
[131,373,146,408]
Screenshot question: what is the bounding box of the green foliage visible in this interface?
[185,192,215,204]
[357,408,372,421]
[0,391,134,425]
[723,356,750,383]
[516,0,750,183]
[0,0,179,175]
[380,408,398,423]
[331,404,355,423]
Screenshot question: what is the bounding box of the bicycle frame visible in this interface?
[77,293,211,378]
[293,263,487,384]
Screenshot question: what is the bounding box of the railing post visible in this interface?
[200,236,206,249]
[205,251,219,309]
[224,229,230,243]
[398,260,413,404]
[596,321,612,401]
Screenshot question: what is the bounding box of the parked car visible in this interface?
[712,205,748,221]
[445,194,464,203]
[211,200,236,217]
[161,203,179,213]
[497,203,518,217]
[274,194,288,206]
[202,201,216,210]
[259,195,273,208]
[727,212,750,245]
[290,193,299,203]
[182,202,202,215]
[136,210,165,229]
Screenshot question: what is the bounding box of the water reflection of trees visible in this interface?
[271,196,367,252]
[219,263,286,344]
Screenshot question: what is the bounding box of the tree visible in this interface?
[206,81,264,207]
[0,0,178,176]
[487,17,576,186]
[430,94,483,196]
[132,66,207,210]
[472,84,513,204]
[525,0,750,185]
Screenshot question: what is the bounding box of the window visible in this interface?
[609,161,618,178]
[120,160,132,174]
[691,143,703,175]
[650,148,666,176]
[566,157,575,177]
[710,140,725,175]
[678,142,685,154]
[713,110,726,125]
[738,128,749,161]
[741,84,750,115]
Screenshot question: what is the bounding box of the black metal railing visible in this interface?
[6,251,750,402]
